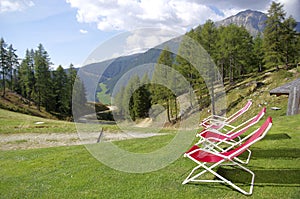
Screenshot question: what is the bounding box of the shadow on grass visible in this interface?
[251,148,300,159]
[217,167,300,186]
[240,133,291,141]
[264,133,291,140]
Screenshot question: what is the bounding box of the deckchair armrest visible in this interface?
[205,114,227,121]
[185,147,229,160]
[200,115,227,126]
[197,128,233,138]
[196,136,237,149]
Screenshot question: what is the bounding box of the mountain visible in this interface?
[78,10,299,102]
[215,9,300,36]
[78,37,181,101]
[79,50,159,101]
[215,10,267,36]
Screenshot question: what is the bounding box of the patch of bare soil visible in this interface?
[0,131,167,150]
[135,118,153,127]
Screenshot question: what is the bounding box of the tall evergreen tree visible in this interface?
[217,24,253,83]
[253,33,264,72]
[7,44,19,91]
[122,75,136,120]
[34,44,52,111]
[263,1,286,69]
[67,63,77,115]
[152,47,174,123]
[199,20,218,114]
[53,65,69,115]
[72,75,87,117]
[281,16,298,67]
[114,86,125,119]
[19,49,35,100]
[0,38,8,97]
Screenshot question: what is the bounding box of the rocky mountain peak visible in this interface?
[215,10,268,36]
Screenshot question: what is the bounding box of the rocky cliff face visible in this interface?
[215,10,268,36]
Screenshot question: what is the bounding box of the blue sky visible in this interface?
[0,0,299,69]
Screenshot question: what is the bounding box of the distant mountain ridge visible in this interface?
[215,10,267,36]
[215,9,300,36]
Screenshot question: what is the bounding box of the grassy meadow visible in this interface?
[0,112,300,198]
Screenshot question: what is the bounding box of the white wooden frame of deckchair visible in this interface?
[195,107,266,164]
[196,107,266,156]
[200,100,253,131]
[182,117,273,195]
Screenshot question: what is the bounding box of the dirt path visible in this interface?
[0,131,167,151]
[135,118,153,127]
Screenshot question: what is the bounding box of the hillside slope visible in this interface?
[0,90,57,119]
[199,67,300,122]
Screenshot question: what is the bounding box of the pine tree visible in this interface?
[34,44,52,111]
[216,24,253,82]
[132,84,151,119]
[129,75,140,121]
[263,1,286,69]
[199,20,217,58]
[152,47,174,123]
[113,86,125,119]
[19,49,35,100]
[0,38,8,97]
[122,75,136,120]
[53,65,69,115]
[139,73,151,117]
[281,16,298,67]
[72,75,87,117]
[174,33,204,109]
[7,44,19,91]
[199,20,218,114]
[67,63,77,116]
[253,33,264,72]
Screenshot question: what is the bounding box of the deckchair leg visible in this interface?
[182,159,255,195]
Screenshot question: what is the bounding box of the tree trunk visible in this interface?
[166,99,171,123]
[229,57,233,83]
[174,97,178,121]
[211,74,216,115]
[2,70,5,97]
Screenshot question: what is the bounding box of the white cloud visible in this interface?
[67,0,299,64]
[66,0,224,33]
[277,0,300,20]
[125,28,179,54]
[67,0,300,32]
[0,0,34,13]
[79,29,88,34]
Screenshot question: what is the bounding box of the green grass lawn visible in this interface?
[1,114,300,198]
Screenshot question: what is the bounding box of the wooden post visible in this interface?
[97,128,104,143]
[287,86,300,116]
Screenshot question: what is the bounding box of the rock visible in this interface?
[271,107,281,111]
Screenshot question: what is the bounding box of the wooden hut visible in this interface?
[270,78,300,116]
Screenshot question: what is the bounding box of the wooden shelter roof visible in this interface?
[269,78,300,116]
[270,78,300,96]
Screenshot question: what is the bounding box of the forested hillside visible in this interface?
[113,2,300,123]
[0,41,87,119]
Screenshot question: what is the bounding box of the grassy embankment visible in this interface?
[0,113,299,198]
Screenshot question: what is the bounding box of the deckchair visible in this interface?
[197,107,266,149]
[200,100,252,130]
[182,117,273,195]
[197,107,266,164]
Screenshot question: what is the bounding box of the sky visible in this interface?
[0,0,299,69]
